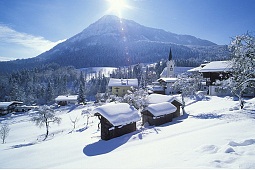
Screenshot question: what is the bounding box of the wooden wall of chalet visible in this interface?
[57,101,67,106]
[153,90,165,95]
[202,72,230,85]
[99,116,137,141]
[171,100,182,118]
[141,110,173,126]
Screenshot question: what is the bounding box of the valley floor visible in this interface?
[0,95,255,168]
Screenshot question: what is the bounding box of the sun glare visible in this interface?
[106,0,130,17]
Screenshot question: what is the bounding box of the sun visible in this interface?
[106,0,130,17]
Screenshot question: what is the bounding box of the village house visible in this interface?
[92,102,140,140]
[141,102,177,126]
[108,78,138,97]
[55,95,78,106]
[0,101,23,115]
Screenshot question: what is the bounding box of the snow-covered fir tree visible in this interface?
[228,32,255,109]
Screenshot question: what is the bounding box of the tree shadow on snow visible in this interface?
[9,142,37,150]
[191,113,224,119]
[83,133,133,156]
[155,112,189,127]
[68,105,78,113]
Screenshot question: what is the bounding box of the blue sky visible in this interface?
[0,0,255,61]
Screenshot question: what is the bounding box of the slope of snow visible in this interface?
[0,96,255,168]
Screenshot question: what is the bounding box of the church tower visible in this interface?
[166,48,175,78]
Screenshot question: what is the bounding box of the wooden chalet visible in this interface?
[0,101,23,115]
[199,61,233,96]
[141,102,177,126]
[92,103,140,140]
[199,61,232,86]
[147,94,182,118]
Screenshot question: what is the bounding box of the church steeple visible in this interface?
[169,47,172,61]
[166,47,175,78]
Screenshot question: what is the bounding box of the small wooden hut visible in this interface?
[147,94,182,118]
[141,102,177,126]
[93,103,140,140]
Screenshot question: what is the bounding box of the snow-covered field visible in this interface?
[1,95,255,168]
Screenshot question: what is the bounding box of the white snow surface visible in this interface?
[55,95,78,101]
[1,96,255,168]
[0,102,13,108]
[199,60,232,72]
[108,78,138,87]
[146,102,177,116]
[92,102,140,126]
[147,93,180,104]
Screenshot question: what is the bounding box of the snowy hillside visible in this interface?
[1,95,255,168]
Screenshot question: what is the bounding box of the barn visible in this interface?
[147,94,182,118]
[92,103,140,140]
[141,102,177,126]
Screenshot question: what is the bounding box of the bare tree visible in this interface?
[81,109,92,127]
[174,73,201,113]
[0,124,10,144]
[69,116,79,132]
[31,105,61,141]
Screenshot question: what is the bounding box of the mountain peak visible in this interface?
[98,15,120,22]
[68,15,216,47]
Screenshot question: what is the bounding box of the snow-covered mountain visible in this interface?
[0,15,229,73]
[68,15,216,46]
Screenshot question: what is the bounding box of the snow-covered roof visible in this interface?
[188,63,208,72]
[158,77,178,83]
[108,78,138,87]
[0,101,23,108]
[146,102,177,117]
[199,61,232,73]
[188,66,202,72]
[55,95,78,101]
[160,67,168,78]
[147,94,182,105]
[92,102,141,126]
[0,102,13,108]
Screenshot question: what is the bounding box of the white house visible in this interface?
[55,95,78,106]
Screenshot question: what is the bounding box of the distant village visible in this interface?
[1,45,255,141]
